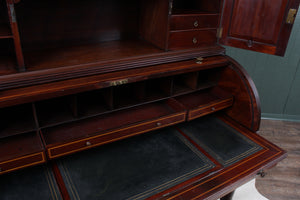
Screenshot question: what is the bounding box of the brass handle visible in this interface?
[86,141,92,146]
[286,8,297,24]
[192,37,198,44]
[194,20,199,27]
[156,122,162,126]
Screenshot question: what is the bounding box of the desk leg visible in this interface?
[220,191,235,200]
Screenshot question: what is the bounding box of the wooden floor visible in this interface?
[256,119,300,200]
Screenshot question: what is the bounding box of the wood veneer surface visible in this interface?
[42,101,178,145]
[24,40,163,71]
[0,132,43,162]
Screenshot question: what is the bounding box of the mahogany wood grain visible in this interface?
[217,56,261,132]
[0,45,225,90]
[0,131,45,175]
[42,100,186,159]
[169,29,217,50]
[14,0,139,51]
[6,0,25,70]
[170,14,219,30]
[42,100,184,145]
[0,56,229,108]
[140,0,170,50]
[0,131,44,161]
[220,0,300,56]
[175,88,234,120]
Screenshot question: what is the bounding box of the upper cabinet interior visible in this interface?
[0,0,299,89]
[219,0,300,56]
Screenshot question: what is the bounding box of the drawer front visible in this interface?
[170,14,219,31]
[188,98,233,120]
[0,152,46,175]
[168,30,217,50]
[48,112,186,159]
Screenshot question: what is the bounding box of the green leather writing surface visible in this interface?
[58,128,215,200]
[0,165,62,200]
[179,116,263,167]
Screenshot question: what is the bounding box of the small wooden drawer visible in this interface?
[0,132,46,175]
[0,152,46,175]
[188,98,233,120]
[43,99,187,159]
[47,112,186,159]
[168,30,217,50]
[170,14,219,31]
[175,88,234,121]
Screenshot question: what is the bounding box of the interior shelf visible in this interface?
[0,131,44,164]
[175,88,234,120]
[24,40,164,72]
[35,96,77,128]
[175,90,229,108]
[78,88,113,118]
[42,99,184,146]
[0,104,37,139]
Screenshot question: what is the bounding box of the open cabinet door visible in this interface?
[219,0,299,56]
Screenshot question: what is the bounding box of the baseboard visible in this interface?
[261,113,300,122]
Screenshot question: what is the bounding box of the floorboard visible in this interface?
[256,119,300,200]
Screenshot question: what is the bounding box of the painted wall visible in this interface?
[225,8,300,121]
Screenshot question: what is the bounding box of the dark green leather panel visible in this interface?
[0,165,62,200]
[58,128,215,200]
[179,116,263,167]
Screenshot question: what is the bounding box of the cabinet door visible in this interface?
[219,0,299,56]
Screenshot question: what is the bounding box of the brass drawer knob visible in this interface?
[192,37,198,44]
[86,141,92,146]
[194,20,199,27]
[211,107,216,111]
[156,122,162,126]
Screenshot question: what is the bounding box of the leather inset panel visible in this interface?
[57,128,215,200]
[0,165,62,200]
[178,116,263,167]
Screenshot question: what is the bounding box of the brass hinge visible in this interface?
[217,27,223,38]
[286,8,297,24]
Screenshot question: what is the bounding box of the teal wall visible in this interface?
[225,8,300,121]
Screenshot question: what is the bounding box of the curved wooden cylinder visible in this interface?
[217,56,261,132]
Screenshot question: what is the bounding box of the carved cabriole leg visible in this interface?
[220,191,235,200]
